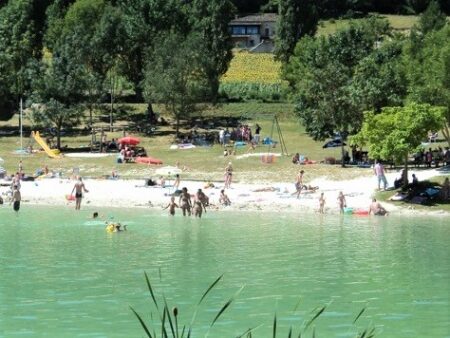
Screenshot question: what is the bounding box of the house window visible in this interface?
[246,26,259,35]
[232,26,246,35]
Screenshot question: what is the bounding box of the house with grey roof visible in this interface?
[228,13,277,53]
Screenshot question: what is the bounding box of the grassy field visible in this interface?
[317,14,420,35]
[0,102,371,184]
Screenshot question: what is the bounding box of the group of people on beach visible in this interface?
[163,187,215,218]
[0,161,23,213]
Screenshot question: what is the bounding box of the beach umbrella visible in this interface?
[118,136,140,145]
[155,166,182,176]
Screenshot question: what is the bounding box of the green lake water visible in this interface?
[0,206,449,337]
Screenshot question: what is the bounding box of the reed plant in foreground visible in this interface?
[130,272,376,338]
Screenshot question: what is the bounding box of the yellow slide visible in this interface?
[31,131,61,158]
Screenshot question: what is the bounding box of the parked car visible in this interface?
[323,138,346,148]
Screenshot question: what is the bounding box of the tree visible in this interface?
[418,0,446,34]
[352,104,445,185]
[189,0,235,103]
[48,0,126,131]
[0,0,41,115]
[117,0,186,102]
[143,32,208,137]
[30,52,86,149]
[350,39,407,113]
[285,18,392,165]
[405,24,450,146]
[274,0,321,63]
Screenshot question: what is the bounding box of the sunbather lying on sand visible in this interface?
[252,186,279,192]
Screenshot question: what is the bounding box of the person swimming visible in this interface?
[106,222,127,232]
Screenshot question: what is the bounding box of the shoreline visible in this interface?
[1,168,448,216]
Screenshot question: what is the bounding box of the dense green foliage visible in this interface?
[237,0,450,15]
[30,51,86,148]
[274,0,320,63]
[143,33,208,136]
[0,0,235,130]
[286,18,397,141]
[352,104,445,166]
[281,0,449,155]
[404,1,450,146]
[0,0,44,119]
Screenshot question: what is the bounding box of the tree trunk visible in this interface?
[176,116,180,138]
[340,139,346,168]
[56,122,62,150]
[147,103,156,124]
[442,125,450,148]
[209,76,220,105]
[403,153,409,187]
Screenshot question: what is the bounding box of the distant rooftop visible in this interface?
[229,13,278,25]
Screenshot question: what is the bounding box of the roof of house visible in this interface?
[229,13,277,25]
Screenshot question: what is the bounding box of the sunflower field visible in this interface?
[219,51,286,102]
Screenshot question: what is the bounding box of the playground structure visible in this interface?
[31,131,61,158]
[238,113,288,163]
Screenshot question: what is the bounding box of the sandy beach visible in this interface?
[1,167,448,216]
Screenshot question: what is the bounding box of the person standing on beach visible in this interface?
[293,170,304,198]
[11,185,21,213]
[374,161,388,190]
[318,192,325,214]
[337,191,346,213]
[71,177,89,210]
[173,174,180,190]
[224,162,233,189]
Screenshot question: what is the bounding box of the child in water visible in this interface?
[163,196,179,216]
[318,192,325,214]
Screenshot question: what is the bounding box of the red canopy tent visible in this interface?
[118,136,140,145]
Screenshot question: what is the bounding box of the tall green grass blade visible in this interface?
[353,307,366,324]
[162,298,176,338]
[288,326,292,338]
[130,306,153,338]
[293,298,302,312]
[304,306,326,331]
[161,306,167,338]
[198,274,223,305]
[180,325,185,338]
[312,327,316,338]
[210,285,245,328]
[273,313,277,338]
[174,308,179,338]
[188,275,224,333]
[144,271,159,311]
[367,327,376,338]
[236,324,263,338]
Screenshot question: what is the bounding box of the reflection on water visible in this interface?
[0,206,449,337]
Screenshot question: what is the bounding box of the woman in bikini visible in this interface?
[224,162,233,188]
[178,187,192,216]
